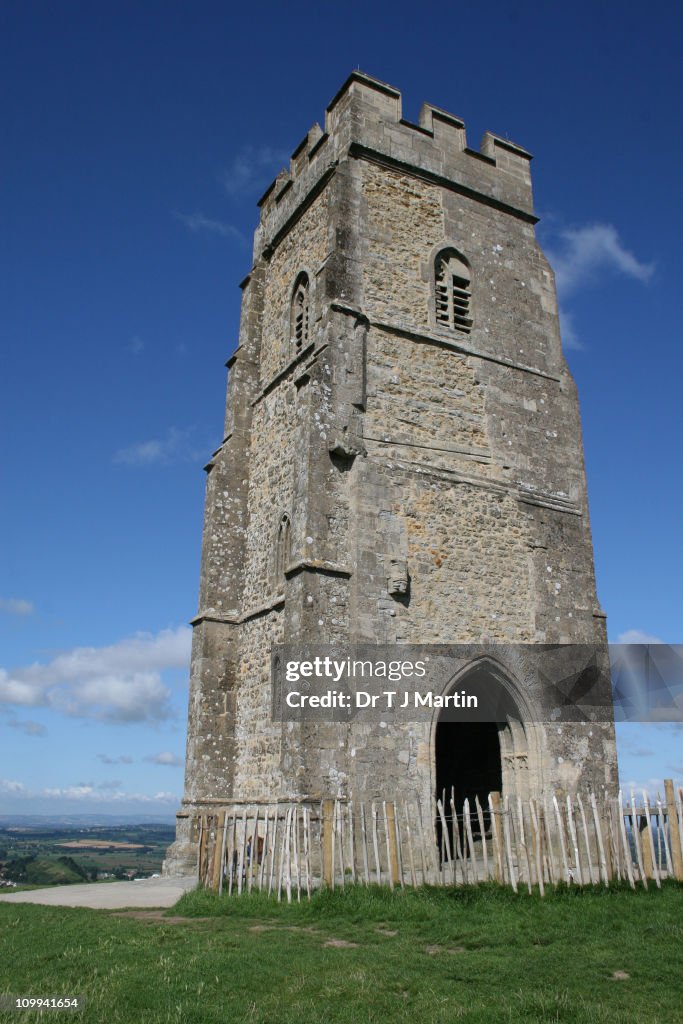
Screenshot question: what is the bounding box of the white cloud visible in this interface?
[0,776,179,811]
[221,145,288,197]
[127,335,145,356]
[617,630,663,644]
[173,146,287,245]
[557,308,583,351]
[51,673,172,722]
[0,626,191,723]
[39,785,178,804]
[544,224,654,350]
[621,776,681,799]
[0,598,34,616]
[7,719,46,737]
[547,224,654,300]
[174,211,244,242]
[0,778,27,795]
[43,785,97,800]
[145,751,183,766]
[97,754,134,765]
[113,426,203,467]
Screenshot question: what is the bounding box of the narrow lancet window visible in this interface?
[274,513,291,582]
[435,250,472,333]
[290,273,310,350]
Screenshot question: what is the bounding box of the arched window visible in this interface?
[434,249,472,333]
[274,513,291,580]
[290,273,310,350]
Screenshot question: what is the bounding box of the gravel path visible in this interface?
[0,875,196,909]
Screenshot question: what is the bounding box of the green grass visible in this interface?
[18,857,88,886]
[1,882,682,1023]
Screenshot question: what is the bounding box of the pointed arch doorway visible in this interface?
[433,658,537,851]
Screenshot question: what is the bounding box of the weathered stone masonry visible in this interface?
[165,73,617,875]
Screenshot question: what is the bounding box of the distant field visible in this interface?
[0,882,681,1023]
[55,841,146,850]
[0,825,175,886]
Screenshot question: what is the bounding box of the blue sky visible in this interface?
[1,1,681,818]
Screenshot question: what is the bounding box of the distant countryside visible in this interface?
[0,824,175,888]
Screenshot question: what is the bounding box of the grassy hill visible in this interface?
[1,882,681,1023]
[3,855,89,887]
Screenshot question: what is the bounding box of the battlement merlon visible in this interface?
[253,71,535,261]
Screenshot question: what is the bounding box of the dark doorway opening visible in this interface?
[435,720,503,852]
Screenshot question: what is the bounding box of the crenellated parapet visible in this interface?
[254,71,535,261]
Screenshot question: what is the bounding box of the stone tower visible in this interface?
[165,73,617,875]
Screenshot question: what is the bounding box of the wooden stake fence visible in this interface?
[195,781,683,900]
